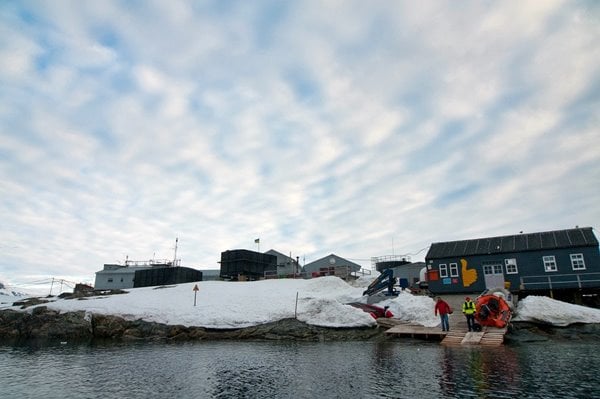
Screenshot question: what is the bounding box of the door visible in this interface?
[483,262,504,289]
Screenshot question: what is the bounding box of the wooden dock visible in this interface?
[382,320,446,340]
[381,319,507,346]
[440,326,508,346]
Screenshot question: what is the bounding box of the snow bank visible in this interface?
[3,277,381,329]
[379,291,440,327]
[513,296,600,326]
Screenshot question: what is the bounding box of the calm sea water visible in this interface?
[1,339,598,398]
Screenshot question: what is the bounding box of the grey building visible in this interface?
[95,264,149,290]
[199,269,221,281]
[94,262,203,290]
[425,227,600,298]
[264,249,300,277]
[303,254,362,279]
[374,257,426,288]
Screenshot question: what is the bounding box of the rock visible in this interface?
[12,297,50,309]
[3,308,596,344]
[507,321,600,342]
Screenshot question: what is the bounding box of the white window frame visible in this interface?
[449,263,458,277]
[505,258,518,274]
[570,253,586,271]
[543,255,557,272]
[439,263,448,278]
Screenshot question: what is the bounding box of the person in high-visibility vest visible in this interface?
[462,296,476,331]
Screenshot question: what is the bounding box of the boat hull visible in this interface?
[474,294,511,328]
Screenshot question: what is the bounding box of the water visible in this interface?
[1,340,598,398]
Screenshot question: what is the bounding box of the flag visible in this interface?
[254,238,260,243]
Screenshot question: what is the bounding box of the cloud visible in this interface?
[0,0,598,286]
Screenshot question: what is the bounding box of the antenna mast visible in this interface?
[173,237,178,267]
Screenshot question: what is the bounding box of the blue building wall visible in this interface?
[426,244,600,295]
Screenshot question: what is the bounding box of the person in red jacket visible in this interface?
[434,297,452,331]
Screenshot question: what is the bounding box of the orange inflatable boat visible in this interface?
[474,294,511,328]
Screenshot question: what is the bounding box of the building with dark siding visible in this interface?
[424,227,600,298]
[219,249,277,280]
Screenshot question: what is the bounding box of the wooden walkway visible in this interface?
[383,320,446,340]
[381,319,507,346]
[440,326,508,346]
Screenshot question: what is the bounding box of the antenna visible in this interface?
[173,237,178,267]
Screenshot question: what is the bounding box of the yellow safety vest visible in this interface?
[462,300,475,315]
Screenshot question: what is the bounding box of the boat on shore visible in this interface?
[475,292,512,328]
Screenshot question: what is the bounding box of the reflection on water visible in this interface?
[1,340,598,399]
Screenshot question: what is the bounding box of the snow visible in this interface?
[0,287,30,304]
[1,277,599,329]
[512,295,600,327]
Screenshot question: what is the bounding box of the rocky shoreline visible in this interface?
[1,306,599,345]
[0,306,385,344]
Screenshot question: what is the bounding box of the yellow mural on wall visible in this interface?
[461,258,477,287]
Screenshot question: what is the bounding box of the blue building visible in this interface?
[424,227,600,299]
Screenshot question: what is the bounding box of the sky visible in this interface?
[1,1,599,288]
[2,276,600,328]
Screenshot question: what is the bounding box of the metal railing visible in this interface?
[520,272,600,290]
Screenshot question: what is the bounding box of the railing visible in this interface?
[124,259,181,267]
[520,272,600,290]
[370,255,411,269]
[351,268,372,277]
[264,270,309,279]
[263,265,370,280]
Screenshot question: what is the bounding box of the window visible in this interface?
[449,263,458,277]
[483,264,493,275]
[439,263,448,278]
[483,263,504,275]
[543,256,557,272]
[107,278,113,283]
[570,254,586,270]
[505,258,518,274]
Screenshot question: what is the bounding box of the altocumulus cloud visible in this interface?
[0,0,598,286]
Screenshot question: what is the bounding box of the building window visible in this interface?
[570,254,586,270]
[505,258,518,274]
[483,264,493,275]
[449,263,458,277]
[107,278,113,283]
[439,263,448,278]
[543,256,557,272]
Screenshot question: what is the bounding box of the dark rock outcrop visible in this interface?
[3,307,598,344]
[0,307,92,340]
[0,307,385,343]
[506,321,600,343]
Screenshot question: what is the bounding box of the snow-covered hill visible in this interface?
[0,283,32,304]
